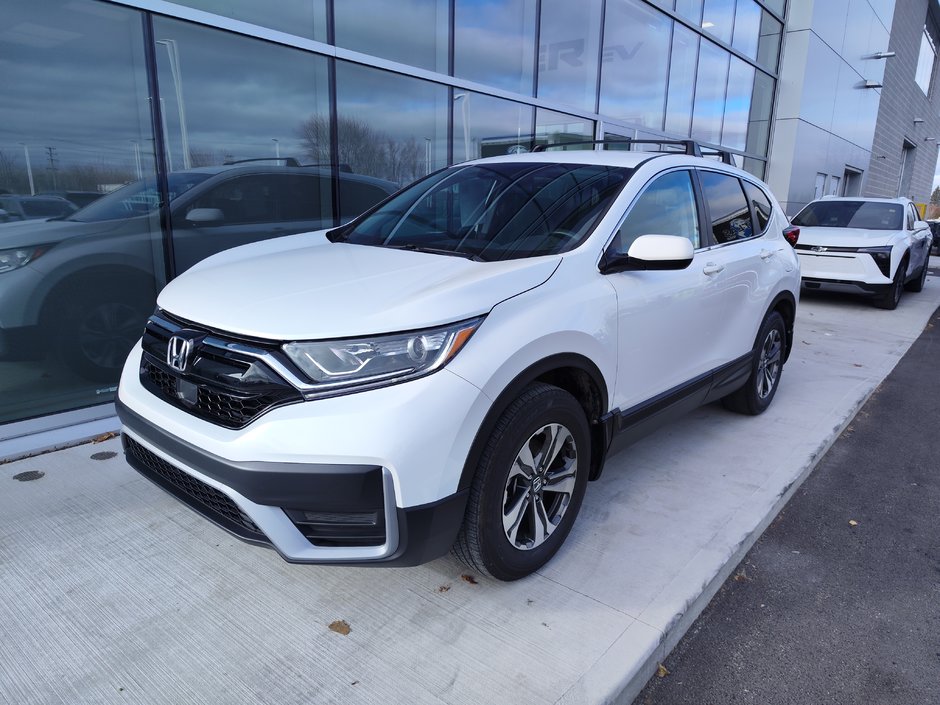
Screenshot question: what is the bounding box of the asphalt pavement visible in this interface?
[635,278,940,704]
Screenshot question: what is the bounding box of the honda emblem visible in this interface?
[167,335,195,372]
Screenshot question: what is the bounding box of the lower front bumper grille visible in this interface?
[123,434,266,542]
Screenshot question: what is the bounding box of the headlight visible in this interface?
[858,246,892,277]
[282,317,483,394]
[0,246,48,274]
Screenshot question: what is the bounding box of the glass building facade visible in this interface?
[0,0,784,447]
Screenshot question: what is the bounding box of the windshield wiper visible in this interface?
[388,243,486,262]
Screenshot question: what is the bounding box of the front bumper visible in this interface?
[118,399,469,566]
[796,250,892,288]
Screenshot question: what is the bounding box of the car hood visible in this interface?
[796,226,899,248]
[157,232,561,340]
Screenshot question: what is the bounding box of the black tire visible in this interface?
[55,284,153,382]
[722,311,786,416]
[452,383,591,581]
[905,255,929,293]
[875,261,906,310]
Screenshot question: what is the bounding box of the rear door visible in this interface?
[693,170,780,368]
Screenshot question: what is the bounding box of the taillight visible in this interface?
[783,226,800,247]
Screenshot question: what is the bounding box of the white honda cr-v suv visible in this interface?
[117,141,801,581]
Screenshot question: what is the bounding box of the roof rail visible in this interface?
[533,138,736,165]
[223,157,302,167]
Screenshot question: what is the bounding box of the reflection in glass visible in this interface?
[0,0,160,426]
[335,0,448,72]
[536,109,594,150]
[665,24,700,137]
[169,0,327,42]
[757,12,782,72]
[746,71,775,157]
[599,0,671,130]
[453,93,533,162]
[732,0,761,60]
[691,40,729,145]
[701,0,734,45]
[743,158,766,180]
[335,62,447,187]
[455,0,536,95]
[152,18,335,272]
[538,0,603,111]
[723,58,755,151]
[675,0,704,24]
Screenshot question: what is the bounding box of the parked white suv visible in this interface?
[791,196,932,309]
[117,143,801,580]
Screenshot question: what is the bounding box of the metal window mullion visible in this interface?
[141,12,176,283]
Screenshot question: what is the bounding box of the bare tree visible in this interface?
[298,114,426,185]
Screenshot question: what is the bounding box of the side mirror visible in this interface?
[185,207,224,225]
[600,234,694,274]
[914,220,930,232]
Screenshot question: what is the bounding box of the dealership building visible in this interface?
[0,0,938,458]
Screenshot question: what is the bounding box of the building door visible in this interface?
[898,141,916,197]
[842,168,862,196]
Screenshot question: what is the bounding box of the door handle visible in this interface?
[703,262,724,275]
[760,249,775,260]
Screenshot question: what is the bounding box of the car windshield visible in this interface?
[330,162,632,261]
[68,172,213,223]
[791,200,904,230]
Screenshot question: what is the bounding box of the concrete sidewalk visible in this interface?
[3,260,939,705]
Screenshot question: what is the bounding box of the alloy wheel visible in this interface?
[756,328,782,399]
[501,423,578,551]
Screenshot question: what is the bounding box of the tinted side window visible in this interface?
[907,204,918,229]
[609,170,700,256]
[699,171,753,244]
[743,181,772,233]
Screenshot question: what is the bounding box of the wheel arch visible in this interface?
[39,263,158,329]
[767,290,797,363]
[457,353,610,493]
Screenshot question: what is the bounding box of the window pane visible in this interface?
[453,92,533,161]
[335,0,448,73]
[611,170,700,254]
[599,0,671,130]
[171,0,327,42]
[732,0,761,60]
[536,108,594,150]
[791,201,904,230]
[335,62,448,187]
[0,0,161,426]
[700,170,753,243]
[455,0,536,95]
[745,71,774,157]
[676,0,703,24]
[691,40,729,145]
[151,18,334,273]
[701,0,735,45]
[757,12,782,72]
[915,29,936,95]
[723,58,754,151]
[537,0,603,111]
[743,181,772,232]
[665,24,700,136]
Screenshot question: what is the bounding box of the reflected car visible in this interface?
[0,164,398,381]
[40,190,105,209]
[0,194,78,222]
[791,197,933,310]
